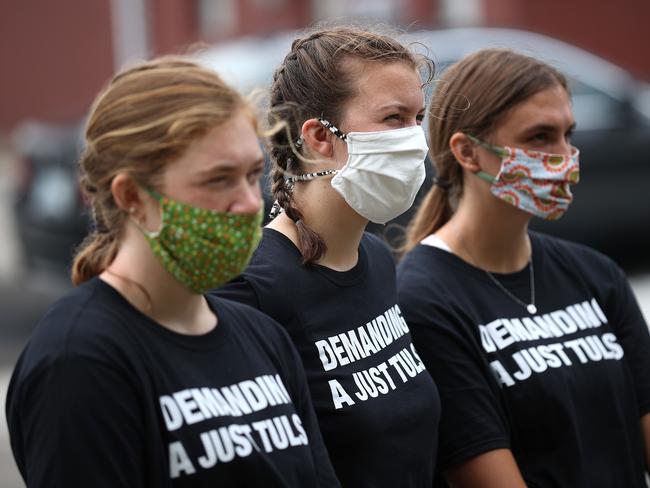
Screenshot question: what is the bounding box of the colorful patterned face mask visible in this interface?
[139,190,262,294]
[467,134,580,220]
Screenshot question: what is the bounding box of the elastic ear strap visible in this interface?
[475,170,497,184]
[466,134,508,158]
[146,187,163,200]
[284,169,339,184]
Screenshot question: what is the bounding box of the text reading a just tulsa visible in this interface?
[480,298,624,387]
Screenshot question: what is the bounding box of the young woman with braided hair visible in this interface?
[398,49,650,487]
[6,57,340,487]
[214,26,441,487]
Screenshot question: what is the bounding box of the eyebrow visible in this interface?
[196,157,265,177]
[377,103,426,113]
[521,122,577,133]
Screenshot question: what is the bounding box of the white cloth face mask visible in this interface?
[286,118,429,224]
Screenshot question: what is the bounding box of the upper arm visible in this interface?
[8,356,145,488]
[608,265,650,414]
[641,412,650,471]
[445,448,527,488]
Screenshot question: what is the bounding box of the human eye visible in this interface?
[565,127,575,142]
[416,113,425,125]
[530,132,548,143]
[247,165,264,184]
[383,113,401,122]
[206,175,230,187]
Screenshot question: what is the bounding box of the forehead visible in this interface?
[341,59,424,110]
[499,84,573,130]
[165,111,262,174]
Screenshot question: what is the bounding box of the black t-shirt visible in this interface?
[397,231,650,488]
[6,277,340,488]
[213,228,440,487]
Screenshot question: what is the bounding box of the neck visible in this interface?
[100,224,215,335]
[438,192,532,273]
[269,180,367,271]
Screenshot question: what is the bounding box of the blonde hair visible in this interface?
[72,57,252,285]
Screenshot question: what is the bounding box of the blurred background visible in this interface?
[1,0,649,485]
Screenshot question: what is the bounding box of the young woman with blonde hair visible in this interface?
[7,58,339,487]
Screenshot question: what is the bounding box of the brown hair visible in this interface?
[269,25,434,264]
[405,48,568,251]
[72,57,250,285]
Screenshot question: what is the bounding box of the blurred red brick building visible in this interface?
[1,0,648,132]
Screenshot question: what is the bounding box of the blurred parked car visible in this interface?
[198,26,650,265]
[10,120,88,274]
[11,27,650,274]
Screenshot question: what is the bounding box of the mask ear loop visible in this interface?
[465,134,508,184]
[465,134,509,158]
[268,117,346,220]
[130,188,164,238]
[281,116,345,185]
[317,117,347,141]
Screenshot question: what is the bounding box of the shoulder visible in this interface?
[361,231,397,272]
[242,228,303,287]
[398,244,455,292]
[215,229,303,315]
[397,244,475,333]
[531,231,621,277]
[207,295,303,379]
[10,279,141,392]
[250,227,301,266]
[362,231,393,256]
[208,295,296,353]
[23,279,132,359]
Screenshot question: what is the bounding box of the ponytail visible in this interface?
[404,187,453,251]
[69,57,248,284]
[71,231,120,285]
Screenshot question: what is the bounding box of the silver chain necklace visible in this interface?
[483,260,536,314]
[457,235,537,315]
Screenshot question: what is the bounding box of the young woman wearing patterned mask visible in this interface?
[398,48,650,487]
[6,57,341,488]
[213,26,441,487]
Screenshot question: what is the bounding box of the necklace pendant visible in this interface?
[527,304,537,315]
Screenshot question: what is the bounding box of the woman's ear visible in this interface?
[111,173,148,220]
[301,118,334,159]
[449,132,481,173]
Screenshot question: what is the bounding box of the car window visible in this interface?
[568,79,624,131]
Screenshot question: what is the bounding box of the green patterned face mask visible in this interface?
[140,190,262,294]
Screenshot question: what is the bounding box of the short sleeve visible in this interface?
[7,355,145,488]
[607,264,650,415]
[399,286,510,469]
